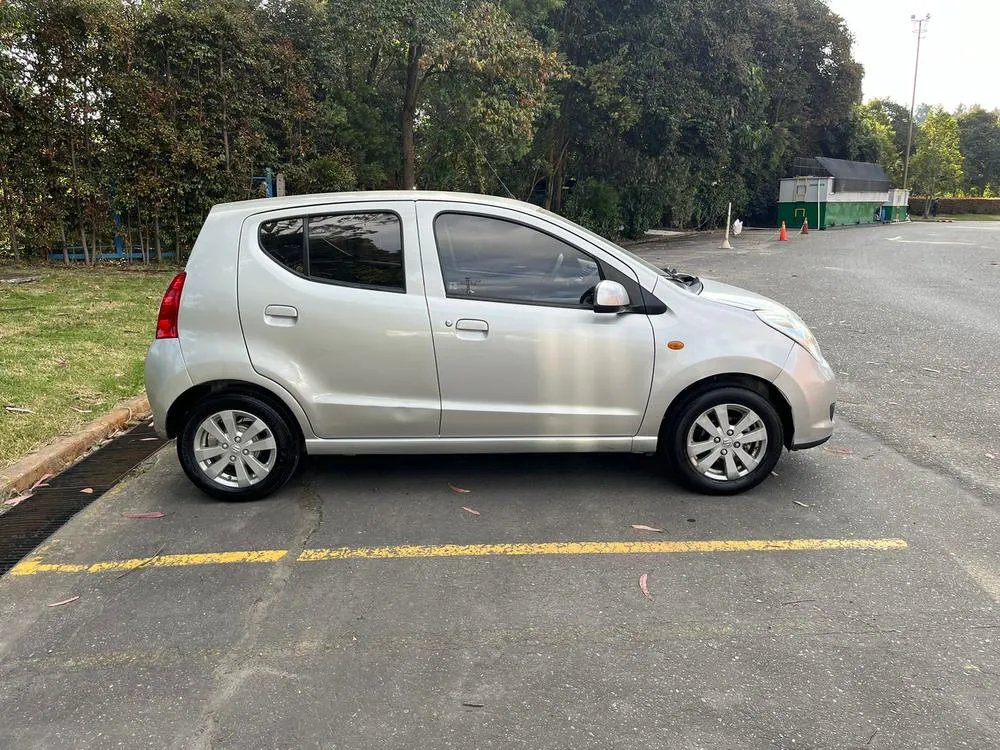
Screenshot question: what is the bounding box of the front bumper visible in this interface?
[773,345,836,449]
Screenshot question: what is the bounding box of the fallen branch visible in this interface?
[115,541,167,580]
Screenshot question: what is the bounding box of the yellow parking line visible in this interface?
[8,538,906,577]
[297,538,908,560]
[9,550,288,576]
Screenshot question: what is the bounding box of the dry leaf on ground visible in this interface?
[639,573,653,601]
[448,483,471,494]
[4,493,32,507]
[31,473,53,490]
[122,512,166,519]
[461,506,480,516]
[631,524,664,533]
[46,596,80,608]
[823,446,853,455]
[80,488,94,494]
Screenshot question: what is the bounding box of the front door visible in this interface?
[238,201,440,439]
[416,202,655,438]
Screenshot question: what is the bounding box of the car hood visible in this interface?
[697,278,791,315]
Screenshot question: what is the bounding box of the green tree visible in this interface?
[910,107,964,215]
[329,0,561,190]
[957,107,1000,196]
[849,101,903,184]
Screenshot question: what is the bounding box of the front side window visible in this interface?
[434,213,602,306]
[258,211,404,292]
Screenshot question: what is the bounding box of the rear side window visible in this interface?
[258,211,404,292]
[259,218,305,274]
[308,213,404,291]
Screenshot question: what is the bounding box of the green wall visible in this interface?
[777,202,824,229]
[824,201,884,227]
[778,201,886,229]
[883,204,908,222]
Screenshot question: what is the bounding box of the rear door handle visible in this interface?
[455,319,488,332]
[264,305,298,326]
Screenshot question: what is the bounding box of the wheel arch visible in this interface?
[165,380,306,449]
[658,373,794,450]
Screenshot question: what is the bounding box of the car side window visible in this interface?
[308,213,404,291]
[433,213,602,307]
[258,212,405,292]
[259,218,305,274]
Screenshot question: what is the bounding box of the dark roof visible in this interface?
[813,157,890,193]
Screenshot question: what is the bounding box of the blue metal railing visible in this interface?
[47,244,177,262]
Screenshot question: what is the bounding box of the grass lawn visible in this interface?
[0,264,176,472]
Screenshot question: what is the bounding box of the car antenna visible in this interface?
[463,130,517,200]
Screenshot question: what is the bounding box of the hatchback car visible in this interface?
[145,191,835,501]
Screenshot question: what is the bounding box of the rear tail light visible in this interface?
[155,271,187,339]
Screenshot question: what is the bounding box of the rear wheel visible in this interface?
[664,386,783,495]
[177,394,300,501]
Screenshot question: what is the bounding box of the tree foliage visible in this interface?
[910,107,964,215]
[958,107,1000,197]
[8,0,991,261]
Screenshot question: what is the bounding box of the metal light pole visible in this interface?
[902,13,930,192]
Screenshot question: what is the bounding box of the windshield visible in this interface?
[524,203,702,292]
[570,223,701,291]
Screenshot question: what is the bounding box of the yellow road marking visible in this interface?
[297,538,908,560]
[9,550,288,576]
[8,538,907,577]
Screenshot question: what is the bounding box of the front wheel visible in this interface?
[664,386,784,495]
[177,394,301,501]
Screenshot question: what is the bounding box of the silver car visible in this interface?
[145,191,835,501]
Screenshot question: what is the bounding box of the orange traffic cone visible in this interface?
[801,218,809,234]
[779,221,787,241]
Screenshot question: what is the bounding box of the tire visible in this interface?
[664,386,784,495]
[177,394,301,501]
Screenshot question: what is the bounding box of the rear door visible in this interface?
[416,201,656,438]
[238,200,440,439]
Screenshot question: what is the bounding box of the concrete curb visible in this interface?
[1,395,151,499]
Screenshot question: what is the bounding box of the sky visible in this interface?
[824,0,1000,112]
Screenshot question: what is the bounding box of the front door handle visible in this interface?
[455,319,488,332]
[264,305,298,319]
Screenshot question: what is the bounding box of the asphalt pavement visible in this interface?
[1,220,999,749]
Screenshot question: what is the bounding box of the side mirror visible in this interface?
[593,280,631,313]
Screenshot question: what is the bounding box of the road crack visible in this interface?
[180,483,324,750]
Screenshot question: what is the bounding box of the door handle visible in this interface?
[455,319,488,332]
[263,305,299,327]
[264,305,298,319]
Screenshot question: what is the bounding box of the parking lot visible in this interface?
[2,221,999,749]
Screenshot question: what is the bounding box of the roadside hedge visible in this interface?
[908,197,1000,215]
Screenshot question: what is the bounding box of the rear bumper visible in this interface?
[144,339,193,439]
[773,346,836,449]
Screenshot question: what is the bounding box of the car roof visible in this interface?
[209,190,549,220]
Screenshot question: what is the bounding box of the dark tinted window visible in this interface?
[259,218,305,273]
[308,212,404,291]
[434,213,601,306]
